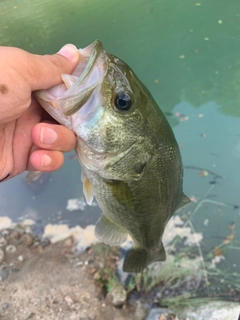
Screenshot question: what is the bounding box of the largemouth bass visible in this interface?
[35,40,189,273]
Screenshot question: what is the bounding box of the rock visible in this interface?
[1,230,9,237]
[5,245,17,253]
[0,249,5,264]
[1,303,8,310]
[134,301,148,320]
[107,283,127,307]
[0,267,9,281]
[180,301,240,320]
[20,233,34,247]
[0,237,7,247]
[64,295,73,305]
[18,255,24,262]
[145,308,173,320]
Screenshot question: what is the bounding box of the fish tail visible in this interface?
[123,242,166,273]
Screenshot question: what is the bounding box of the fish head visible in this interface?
[35,40,151,156]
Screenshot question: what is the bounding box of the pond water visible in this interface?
[0,0,239,294]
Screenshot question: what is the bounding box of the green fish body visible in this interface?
[35,40,189,273]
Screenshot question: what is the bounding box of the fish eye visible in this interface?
[114,93,132,111]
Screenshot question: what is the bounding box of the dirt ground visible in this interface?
[0,226,146,320]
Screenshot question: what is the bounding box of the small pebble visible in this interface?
[1,303,8,310]
[20,234,33,247]
[0,237,7,247]
[11,266,20,272]
[0,249,5,264]
[24,312,35,320]
[0,268,9,281]
[64,296,73,305]
[1,230,9,237]
[5,245,17,253]
[18,255,24,262]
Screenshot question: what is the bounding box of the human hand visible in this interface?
[0,44,80,182]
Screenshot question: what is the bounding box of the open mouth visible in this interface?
[35,40,107,116]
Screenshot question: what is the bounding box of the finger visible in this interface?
[28,149,64,172]
[29,44,80,90]
[0,44,80,91]
[32,123,76,152]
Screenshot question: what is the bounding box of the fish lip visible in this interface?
[73,40,105,89]
[78,40,103,60]
[35,40,108,116]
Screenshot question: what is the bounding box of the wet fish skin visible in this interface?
[35,40,189,273]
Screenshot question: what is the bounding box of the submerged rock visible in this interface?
[180,301,240,320]
[146,308,175,320]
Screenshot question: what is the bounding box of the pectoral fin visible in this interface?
[81,172,94,205]
[95,215,127,246]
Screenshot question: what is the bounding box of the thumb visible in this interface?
[28,44,80,91]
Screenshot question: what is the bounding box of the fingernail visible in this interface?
[42,154,52,167]
[40,127,57,145]
[58,44,79,63]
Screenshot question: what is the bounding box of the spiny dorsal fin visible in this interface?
[177,193,190,210]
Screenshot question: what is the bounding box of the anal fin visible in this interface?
[95,215,127,246]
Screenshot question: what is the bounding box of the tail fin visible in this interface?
[123,243,166,273]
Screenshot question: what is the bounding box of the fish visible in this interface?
[35,40,189,273]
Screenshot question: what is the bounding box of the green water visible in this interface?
[0,0,239,295]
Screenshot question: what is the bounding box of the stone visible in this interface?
[0,237,7,247]
[107,284,127,307]
[181,301,240,320]
[0,268,9,281]
[5,245,17,253]
[20,234,34,247]
[146,308,172,320]
[0,249,5,264]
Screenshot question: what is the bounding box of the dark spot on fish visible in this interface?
[0,84,8,94]
[233,205,239,210]
[0,173,10,182]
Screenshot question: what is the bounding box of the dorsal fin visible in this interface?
[177,193,190,210]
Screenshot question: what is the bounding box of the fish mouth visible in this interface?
[36,40,107,117]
